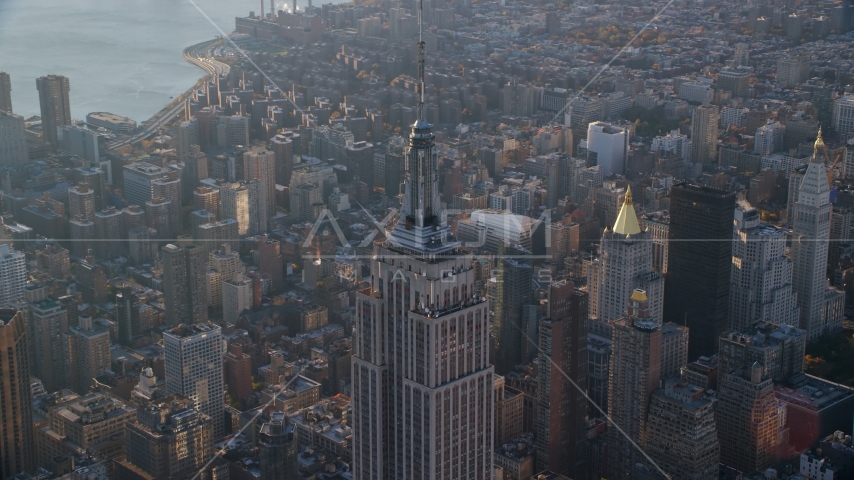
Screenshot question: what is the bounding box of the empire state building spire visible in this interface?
[351,4,495,473]
[416,0,426,122]
[392,0,457,257]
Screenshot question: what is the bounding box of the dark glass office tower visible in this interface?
[534,280,588,476]
[664,183,735,359]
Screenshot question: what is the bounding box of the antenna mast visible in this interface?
[417,0,426,122]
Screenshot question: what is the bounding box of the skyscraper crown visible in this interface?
[812,126,826,163]
[612,186,641,236]
[388,0,458,257]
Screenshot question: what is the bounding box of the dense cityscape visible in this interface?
[1,0,854,479]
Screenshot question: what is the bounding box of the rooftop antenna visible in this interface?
[292,0,297,11]
[417,0,426,122]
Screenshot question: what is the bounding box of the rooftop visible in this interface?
[721,321,805,347]
[69,323,109,338]
[658,378,712,410]
[662,322,687,338]
[164,322,221,339]
[632,319,659,332]
[87,112,136,124]
[123,162,171,175]
[776,374,854,412]
[54,393,133,425]
[496,433,535,462]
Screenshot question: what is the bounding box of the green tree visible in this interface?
[804,334,854,386]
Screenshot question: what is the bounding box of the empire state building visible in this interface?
[350,2,495,478]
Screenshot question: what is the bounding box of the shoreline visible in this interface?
[182,38,231,77]
[109,38,228,150]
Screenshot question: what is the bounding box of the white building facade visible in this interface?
[586,121,629,176]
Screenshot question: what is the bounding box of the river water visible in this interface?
[0,0,346,122]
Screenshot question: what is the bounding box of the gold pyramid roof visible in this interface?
[612,186,641,236]
[630,288,648,303]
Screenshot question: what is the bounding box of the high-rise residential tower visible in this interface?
[193,186,221,219]
[30,299,69,393]
[690,105,720,165]
[215,181,252,236]
[243,146,275,226]
[65,315,111,395]
[493,253,534,374]
[791,130,845,340]
[607,290,662,479]
[0,309,35,478]
[94,206,124,260]
[717,363,782,473]
[271,133,294,186]
[534,280,588,476]
[68,183,96,219]
[598,187,664,324]
[0,111,28,166]
[259,411,298,479]
[152,172,182,237]
[175,117,200,163]
[163,323,225,439]
[36,74,71,148]
[665,184,735,358]
[351,5,494,476]
[0,72,12,113]
[256,234,284,289]
[161,243,207,325]
[224,343,253,401]
[115,285,143,345]
[74,167,105,211]
[729,206,799,331]
[206,245,242,313]
[645,378,719,480]
[0,244,27,308]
